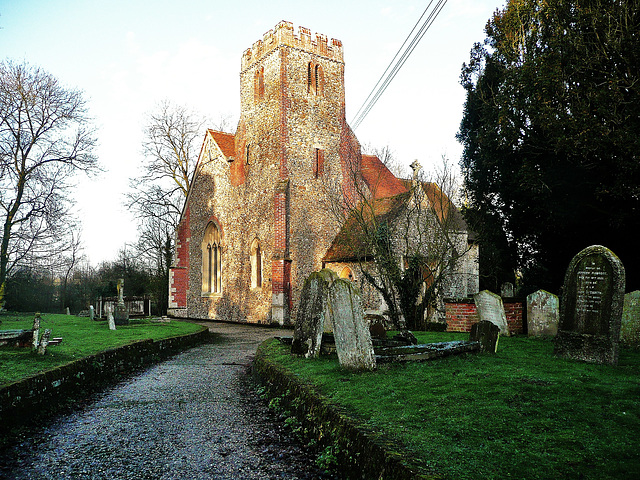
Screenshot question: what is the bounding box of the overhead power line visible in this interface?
[351,0,449,131]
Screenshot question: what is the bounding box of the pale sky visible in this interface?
[1,0,502,266]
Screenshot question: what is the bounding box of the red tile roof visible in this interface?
[361,154,408,199]
[208,129,236,159]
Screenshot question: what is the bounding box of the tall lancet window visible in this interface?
[202,222,222,294]
[250,238,262,289]
[308,62,324,96]
[254,66,265,102]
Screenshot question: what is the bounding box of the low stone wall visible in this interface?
[252,341,435,480]
[0,328,210,425]
[445,299,524,335]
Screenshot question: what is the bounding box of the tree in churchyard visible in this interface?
[127,101,209,314]
[324,151,471,333]
[0,60,98,310]
[457,0,640,293]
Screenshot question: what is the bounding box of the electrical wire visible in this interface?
[351,0,448,131]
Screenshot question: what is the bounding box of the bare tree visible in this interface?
[127,101,211,314]
[0,60,98,310]
[324,148,471,333]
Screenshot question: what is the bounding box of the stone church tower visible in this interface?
[169,21,362,324]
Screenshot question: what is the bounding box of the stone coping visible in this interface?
[0,327,210,427]
[252,340,437,480]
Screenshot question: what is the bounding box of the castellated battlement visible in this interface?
[241,20,343,71]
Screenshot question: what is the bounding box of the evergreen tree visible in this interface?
[458,0,640,293]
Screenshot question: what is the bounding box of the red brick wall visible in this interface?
[169,207,190,309]
[445,299,523,335]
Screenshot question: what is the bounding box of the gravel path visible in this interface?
[0,322,340,480]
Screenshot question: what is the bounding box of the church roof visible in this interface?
[323,192,411,263]
[208,129,236,159]
[361,155,408,199]
[323,161,471,263]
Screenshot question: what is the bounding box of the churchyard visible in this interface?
[265,245,640,478]
[0,312,203,385]
[260,331,640,479]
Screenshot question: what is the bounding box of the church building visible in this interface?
[168,21,478,325]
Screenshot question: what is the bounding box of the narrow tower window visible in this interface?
[313,148,324,178]
[315,64,324,96]
[255,66,265,102]
[307,62,315,94]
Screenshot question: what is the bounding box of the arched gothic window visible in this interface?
[250,238,262,289]
[307,61,324,96]
[202,222,222,294]
[315,64,324,96]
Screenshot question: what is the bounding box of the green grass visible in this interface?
[260,332,640,480]
[0,312,204,385]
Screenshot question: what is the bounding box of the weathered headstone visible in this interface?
[621,290,640,348]
[89,305,95,321]
[500,282,514,298]
[473,290,509,336]
[37,329,51,355]
[326,278,376,371]
[527,290,559,337]
[107,306,116,331]
[31,313,41,351]
[469,320,500,353]
[66,307,70,316]
[554,245,625,365]
[291,269,337,358]
[114,278,129,326]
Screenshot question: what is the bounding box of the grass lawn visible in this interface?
[0,312,204,386]
[260,332,640,480]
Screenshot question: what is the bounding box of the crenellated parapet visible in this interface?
[241,20,344,71]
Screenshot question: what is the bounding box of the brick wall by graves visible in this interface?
[445,299,523,335]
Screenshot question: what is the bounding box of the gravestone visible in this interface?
[473,290,509,336]
[527,290,559,337]
[114,278,129,326]
[326,279,376,371]
[107,306,116,331]
[291,269,337,358]
[501,282,514,298]
[89,305,95,321]
[469,320,500,353]
[66,307,70,315]
[554,245,625,365]
[621,291,640,348]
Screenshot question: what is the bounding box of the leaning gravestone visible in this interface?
[621,291,640,348]
[469,320,500,353]
[291,269,338,358]
[554,245,625,365]
[527,290,559,337]
[474,290,509,336]
[326,279,376,371]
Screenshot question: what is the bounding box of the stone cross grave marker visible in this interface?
[473,290,509,336]
[291,269,337,358]
[621,290,640,348]
[114,278,129,326]
[327,278,376,371]
[527,290,559,337]
[554,245,625,365]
